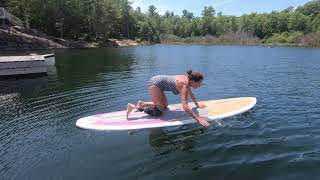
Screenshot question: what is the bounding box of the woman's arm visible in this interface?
[188,88,206,108]
[188,88,199,107]
[181,85,209,126]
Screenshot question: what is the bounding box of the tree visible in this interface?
[202,6,215,17]
[311,14,320,31]
[229,16,238,32]
[288,12,311,32]
[8,0,32,28]
[182,9,194,20]
[253,14,272,38]
[268,11,289,34]
[239,14,256,33]
[296,0,320,18]
[164,11,174,18]
[120,0,133,38]
[165,10,170,18]
[148,5,157,16]
[282,6,295,13]
[0,0,8,7]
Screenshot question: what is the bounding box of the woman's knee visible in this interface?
[139,106,163,117]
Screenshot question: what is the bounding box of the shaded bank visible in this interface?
[160,32,320,47]
[263,32,320,47]
[160,32,260,45]
[1,26,319,51]
[0,26,140,51]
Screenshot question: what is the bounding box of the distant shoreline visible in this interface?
[0,26,319,51]
[159,42,317,48]
[1,41,318,51]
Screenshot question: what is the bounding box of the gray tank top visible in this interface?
[148,75,180,95]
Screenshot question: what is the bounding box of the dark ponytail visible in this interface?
[187,69,192,77]
[187,69,203,82]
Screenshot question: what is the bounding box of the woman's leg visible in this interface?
[127,85,166,119]
[137,101,154,108]
[148,85,166,109]
[137,85,166,117]
[126,103,137,119]
[162,91,168,109]
[136,85,166,108]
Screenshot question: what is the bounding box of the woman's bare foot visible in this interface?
[126,103,136,119]
[136,100,144,109]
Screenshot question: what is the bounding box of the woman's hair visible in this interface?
[187,70,203,82]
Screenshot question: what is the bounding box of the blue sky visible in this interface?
[131,0,312,16]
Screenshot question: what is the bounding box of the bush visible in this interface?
[160,32,259,44]
[220,32,260,44]
[160,34,183,43]
[300,32,320,47]
[264,31,304,45]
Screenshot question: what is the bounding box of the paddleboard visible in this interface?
[76,97,256,130]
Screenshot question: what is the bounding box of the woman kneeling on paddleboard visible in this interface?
[126,70,209,126]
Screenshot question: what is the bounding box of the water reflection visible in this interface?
[148,127,206,155]
[0,76,48,96]
[54,48,136,90]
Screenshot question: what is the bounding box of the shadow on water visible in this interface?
[53,48,136,91]
[148,126,206,155]
[144,108,259,155]
[0,76,48,96]
[0,53,57,97]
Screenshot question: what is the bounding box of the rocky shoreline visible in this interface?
[0,26,140,51]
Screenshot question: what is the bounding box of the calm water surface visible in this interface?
[1,45,320,180]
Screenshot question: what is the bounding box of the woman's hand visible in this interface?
[196,117,209,126]
[197,103,206,109]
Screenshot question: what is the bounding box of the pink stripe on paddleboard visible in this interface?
[94,111,125,118]
[94,107,182,118]
[94,119,166,126]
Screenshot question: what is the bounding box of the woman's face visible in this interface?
[189,80,202,89]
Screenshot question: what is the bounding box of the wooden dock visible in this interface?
[0,53,55,76]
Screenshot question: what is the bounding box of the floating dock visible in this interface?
[0,53,55,76]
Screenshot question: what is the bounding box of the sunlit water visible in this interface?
[1,45,320,180]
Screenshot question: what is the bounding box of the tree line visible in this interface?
[4,0,320,46]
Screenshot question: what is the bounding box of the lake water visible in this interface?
[1,45,320,180]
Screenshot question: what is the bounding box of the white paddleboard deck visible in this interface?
[76,97,257,130]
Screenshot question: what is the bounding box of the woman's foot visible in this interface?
[136,100,144,109]
[126,103,136,119]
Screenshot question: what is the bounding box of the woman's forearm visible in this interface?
[183,105,199,120]
[188,91,199,107]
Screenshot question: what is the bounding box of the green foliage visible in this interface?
[4,0,320,46]
[182,9,194,20]
[296,0,320,18]
[202,6,215,17]
[148,5,157,16]
[288,12,311,32]
[264,31,304,45]
[311,14,320,31]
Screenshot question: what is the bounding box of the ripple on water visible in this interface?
[1,46,320,179]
